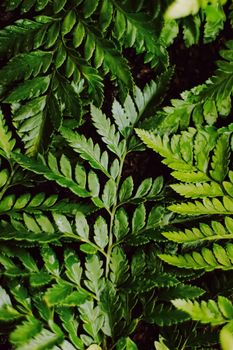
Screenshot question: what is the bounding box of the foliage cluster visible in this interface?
[0,0,233,349]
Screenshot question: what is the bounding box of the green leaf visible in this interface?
[53,213,73,234]
[85,255,104,299]
[110,247,129,285]
[63,290,90,306]
[10,317,42,346]
[0,286,12,308]
[41,246,59,276]
[119,176,134,202]
[12,153,90,198]
[80,243,97,254]
[5,76,50,103]
[132,204,146,233]
[162,217,233,244]
[0,51,52,89]
[168,197,233,215]
[210,133,230,182]
[62,10,76,36]
[56,77,82,121]
[75,211,89,240]
[83,0,99,18]
[172,296,232,326]
[64,249,82,285]
[94,216,108,249]
[91,104,125,157]
[87,345,102,350]
[60,127,111,177]
[79,300,103,341]
[88,171,102,205]
[170,182,223,199]
[0,286,21,321]
[30,272,52,287]
[99,0,113,31]
[220,322,233,350]
[159,243,233,271]
[159,283,205,301]
[102,179,116,209]
[113,208,129,240]
[16,328,62,350]
[134,178,152,198]
[57,308,83,348]
[0,109,15,157]
[53,0,67,13]
[44,282,73,306]
[154,336,170,350]
[126,337,138,350]
[73,22,85,48]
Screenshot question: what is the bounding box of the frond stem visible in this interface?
[105,151,127,278]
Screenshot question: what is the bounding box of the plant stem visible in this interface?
[105,151,127,278]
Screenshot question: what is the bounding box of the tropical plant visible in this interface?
[1,0,233,349]
[1,0,232,158]
[0,80,208,350]
[136,36,233,350]
[0,0,172,156]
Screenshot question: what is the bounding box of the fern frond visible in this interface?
[0,51,52,95]
[136,69,174,120]
[73,27,133,88]
[0,18,49,58]
[169,196,233,215]
[147,40,233,134]
[144,303,190,326]
[9,316,42,347]
[159,243,233,271]
[12,89,64,155]
[12,152,90,198]
[210,133,230,182]
[171,182,223,198]
[136,128,200,172]
[84,255,105,299]
[12,328,62,350]
[0,223,60,243]
[0,192,93,217]
[136,126,233,216]
[5,76,51,104]
[60,127,113,177]
[0,286,21,321]
[90,105,126,157]
[162,217,233,244]
[0,109,16,157]
[172,295,233,326]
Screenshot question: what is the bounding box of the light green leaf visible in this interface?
[10,317,42,346]
[102,179,116,209]
[113,208,129,240]
[119,176,134,202]
[75,212,89,240]
[44,282,73,306]
[80,243,97,255]
[41,246,59,276]
[16,328,62,350]
[132,204,146,233]
[53,213,73,234]
[64,249,82,286]
[94,216,108,249]
[62,10,76,36]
